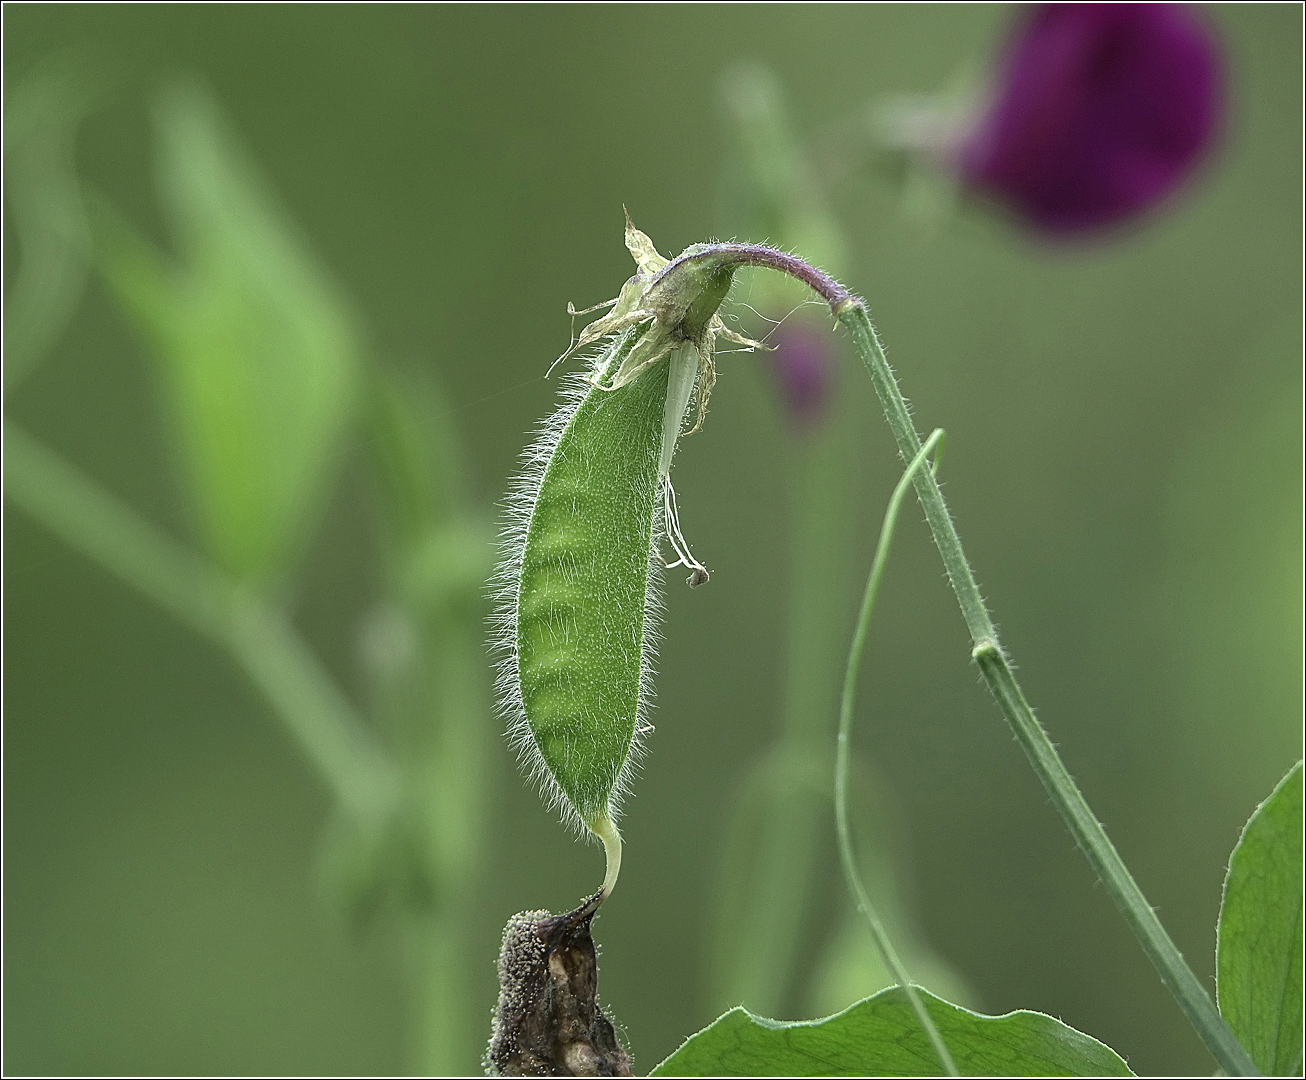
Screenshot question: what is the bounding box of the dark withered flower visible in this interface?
[486,893,632,1077]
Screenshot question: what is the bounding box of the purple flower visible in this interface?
[770,322,834,432]
[960,4,1223,235]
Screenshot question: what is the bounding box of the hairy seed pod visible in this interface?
[495,341,680,894]
[494,219,770,897]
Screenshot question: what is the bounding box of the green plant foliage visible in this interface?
[93,80,359,586]
[1217,761,1304,1076]
[3,57,95,390]
[509,357,670,830]
[365,363,467,556]
[650,987,1133,1077]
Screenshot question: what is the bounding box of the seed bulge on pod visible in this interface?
[486,892,632,1077]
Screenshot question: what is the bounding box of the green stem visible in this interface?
[4,424,399,827]
[837,428,957,1076]
[835,299,1259,1077]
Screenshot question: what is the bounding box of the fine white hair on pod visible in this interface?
[488,358,668,839]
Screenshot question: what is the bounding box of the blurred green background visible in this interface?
[4,5,1300,1076]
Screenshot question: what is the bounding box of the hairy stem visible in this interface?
[838,428,957,1076]
[4,424,399,827]
[656,242,851,311]
[834,298,1258,1078]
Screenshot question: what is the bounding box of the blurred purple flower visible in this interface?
[960,3,1223,234]
[770,322,833,432]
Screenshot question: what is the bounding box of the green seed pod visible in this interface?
[498,354,668,895]
[494,219,767,896]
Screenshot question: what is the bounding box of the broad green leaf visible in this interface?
[1217,761,1304,1076]
[651,987,1133,1077]
[94,80,359,585]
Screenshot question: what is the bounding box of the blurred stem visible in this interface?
[3,424,399,828]
[404,907,476,1076]
[836,428,957,1077]
[361,363,493,1075]
[390,625,488,1076]
[714,774,821,1017]
[3,60,95,392]
[713,412,850,1016]
[781,422,852,749]
[836,299,1259,1078]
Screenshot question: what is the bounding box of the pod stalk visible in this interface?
[592,815,623,899]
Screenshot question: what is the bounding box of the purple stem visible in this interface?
[652,243,853,313]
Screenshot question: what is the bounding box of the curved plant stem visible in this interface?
[834,298,1259,1078]
[676,240,1253,1072]
[4,424,399,828]
[837,428,957,1077]
[610,237,1253,1073]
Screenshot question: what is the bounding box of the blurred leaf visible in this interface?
[395,520,492,622]
[809,751,977,1019]
[1217,761,1304,1076]
[716,64,847,314]
[705,739,831,1018]
[93,80,359,585]
[1163,325,1303,798]
[362,362,492,624]
[362,358,486,544]
[651,987,1133,1077]
[811,909,978,1021]
[317,805,439,929]
[3,55,97,390]
[364,362,467,547]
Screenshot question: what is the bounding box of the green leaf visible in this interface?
[1217,761,1304,1076]
[650,987,1133,1077]
[94,80,359,585]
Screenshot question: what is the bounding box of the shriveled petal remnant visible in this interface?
[961,3,1223,234]
[560,213,767,397]
[558,215,768,437]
